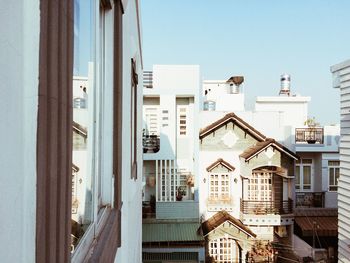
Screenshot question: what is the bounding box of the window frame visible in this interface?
[177,105,188,137]
[328,160,340,192]
[209,237,238,263]
[295,159,313,191]
[209,173,231,201]
[247,171,272,201]
[131,58,138,180]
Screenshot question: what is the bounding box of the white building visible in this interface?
[255,81,339,262]
[142,65,205,262]
[199,74,339,262]
[0,1,143,263]
[331,59,350,263]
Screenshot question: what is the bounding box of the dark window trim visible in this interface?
[36,0,74,262]
[131,58,138,180]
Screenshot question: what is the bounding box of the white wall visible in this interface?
[0,1,40,262]
[115,0,143,262]
[331,59,350,263]
[255,96,310,128]
[147,65,200,96]
[203,81,245,112]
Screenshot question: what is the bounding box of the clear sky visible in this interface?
[141,0,350,125]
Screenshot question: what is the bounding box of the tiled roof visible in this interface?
[142,222,204,243]
[294,208,338,237]
[201,211,256,238]
[206,158,235,172]
[240,138,299,161]
[295,216,337,237]
[199,112,266,141]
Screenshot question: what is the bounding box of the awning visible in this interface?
[294,216,337,237]
[142,222,204,243]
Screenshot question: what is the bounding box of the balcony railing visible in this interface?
[240,199,293,215]
[143,71,153,88]
[295,192,325,208]
[143,135,160,153]
[295,128,324,144]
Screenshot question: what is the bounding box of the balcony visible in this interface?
[143,135,160,153]
[240,199,293,215]
[295,192,325,208]
[295,128,324,144]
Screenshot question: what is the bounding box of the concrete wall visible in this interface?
[115,1,143,262]
[0,1,40,262]
[156,201,199,220]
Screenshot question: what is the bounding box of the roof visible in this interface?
[240,138,299,161]
[201,211,256,238]
[142,222,204,243]
[206,158,235,172]
[199,113,266,141]
[295,216,337,237]
[294,208,337,237]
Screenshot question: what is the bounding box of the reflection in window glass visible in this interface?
[71,0,94,252]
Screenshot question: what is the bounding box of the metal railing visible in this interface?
[240,198,293,215]
[143,71,153,88]
[143,135,160,153]
[295,192,325,208]
[295,128,324,144]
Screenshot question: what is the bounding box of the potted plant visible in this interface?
[186,174,195,187]
[304,117,319,144]
[176,186,186,201]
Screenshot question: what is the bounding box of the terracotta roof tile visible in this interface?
[240,138,299,161]
[199,113,266,141]
[206,158,236,172]
[201,211,256,238]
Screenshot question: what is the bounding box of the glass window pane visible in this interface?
[71,0,94,253]
[303,166,311,185]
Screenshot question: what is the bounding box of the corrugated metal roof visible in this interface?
[295,216,337,237]
[142,222,204,242]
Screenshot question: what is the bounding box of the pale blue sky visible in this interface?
[141,0,350,125]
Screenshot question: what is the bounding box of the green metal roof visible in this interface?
[142,222,204,243]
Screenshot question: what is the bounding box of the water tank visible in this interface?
[203,100,216,111]
[227,76,244,94]
[280,74,291,96]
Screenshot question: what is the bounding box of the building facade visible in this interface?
[331,59,350,263]
[0,1,143,262]
[142,65,205,262]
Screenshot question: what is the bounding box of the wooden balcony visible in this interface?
[295,128,324,144]
[240,199,293,215]
[295,192,325,208]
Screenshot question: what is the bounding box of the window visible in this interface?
[295,159,312,191]
[143,106,159,136]
[177,106,188,136]
[248,171,272,201]
[209,237,239,263]
[209,173,230,201]
[70,0,119,259]
[329,160,340,191]
[131,58,138,179]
